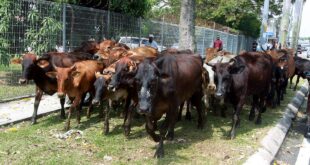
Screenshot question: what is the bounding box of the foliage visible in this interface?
[150,0,283,38]
[49,0,155,17]
[0,0,62,66]
[0,0,13,66]
[25,3,62,55]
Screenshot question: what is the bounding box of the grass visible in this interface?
[0,64,35,101]
[0,83,301,164]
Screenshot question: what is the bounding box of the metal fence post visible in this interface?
[160,16,164,49]
[139,17,141,47]
[202,28,206,56]
[107,10,110,39]
[62,3,66,52]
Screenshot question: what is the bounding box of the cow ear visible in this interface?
[229,64,245,74]
[37,59,50,68]
[71,71,81,78]
[46,72,57,78]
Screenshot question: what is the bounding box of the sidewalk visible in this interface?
[0,94,69,126]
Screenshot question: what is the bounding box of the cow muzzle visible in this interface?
[107,84,116,91]
[57,92,65,98]
[215,92,224,99]
[19,78,28,85]
[92,99,100,106]
[137,103,151,115]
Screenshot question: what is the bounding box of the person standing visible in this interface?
[145,34,158,50]
[252,40,258,51]
[213,36,223,51]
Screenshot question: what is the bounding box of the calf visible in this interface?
[135,54,204,158]
[18,53,65,124]
[203,52,236,116]
[208,52,273,139]
[46,60,104,130]
[92,71,137,136]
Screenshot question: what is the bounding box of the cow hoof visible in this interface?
[185,113,192,121]
[124,127,131,137]
[60,115,66,119]
[166,132,174,141]
[255,118,262,125]
[154,148,164,158]
[261,107,267,113]
[249,114,255,121]
[64,125,70,131]
[304,127,310,139]
[31,121,37,125]
[197,124,204,130]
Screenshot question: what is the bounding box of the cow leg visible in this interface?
[124,98,136,137]
[65,96,81,131]
[103,100,111,135]
[219,98,226,118]
[145,116,160,142]
[289,76,294,89]
[305,93,310,138]
[178,101,185,121]
[155,118,169,158]
[249,97,256,121]
[230,98,244,139]
[255,96,265,124]
[185,101,192,121]
[276,86,281,106]
[86,95,94,119]
[59,97,66,119]
[31,87,43,125]
[294,75,300,91]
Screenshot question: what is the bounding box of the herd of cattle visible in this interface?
[15,40,310,158]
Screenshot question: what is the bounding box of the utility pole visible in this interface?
[279,0,292,48]
[259,0,270,48]
[291,0,305,52]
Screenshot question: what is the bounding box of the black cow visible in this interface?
[134,54,204,158]
[19,53,65,124]
[208,52,273,139]
[290,56,310,91]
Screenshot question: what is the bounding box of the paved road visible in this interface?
[273,51,310,165]
[0,94,69,125]
[274,92,309,165]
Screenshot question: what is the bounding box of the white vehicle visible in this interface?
[118,37,148,49]
[307,49,310,58]
[118,36,166,51]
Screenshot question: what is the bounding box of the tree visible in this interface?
[150,0,283,38]
[50,0,154,17]
[179,0,195,51]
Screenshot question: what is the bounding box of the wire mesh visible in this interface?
[0,0,254,101]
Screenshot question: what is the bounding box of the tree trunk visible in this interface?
[179,0,196,51]
[291,0,304,52]
[279,0,292,48]
[259,0,269,45]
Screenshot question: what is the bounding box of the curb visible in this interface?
[244,82,309,165]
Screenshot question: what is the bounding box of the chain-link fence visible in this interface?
[0,0,254,101]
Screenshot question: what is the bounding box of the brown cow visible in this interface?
[46,60,104,130]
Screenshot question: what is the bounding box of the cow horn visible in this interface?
[217,57,223,63]
[70,64,76,70]
[229,58,236,65]
[95,71,101,78]
[51,60,58,70]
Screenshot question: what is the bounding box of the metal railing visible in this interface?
[0,0,254,101]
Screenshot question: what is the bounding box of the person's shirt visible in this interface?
[145,40,158,49]
[213,39,223,50]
